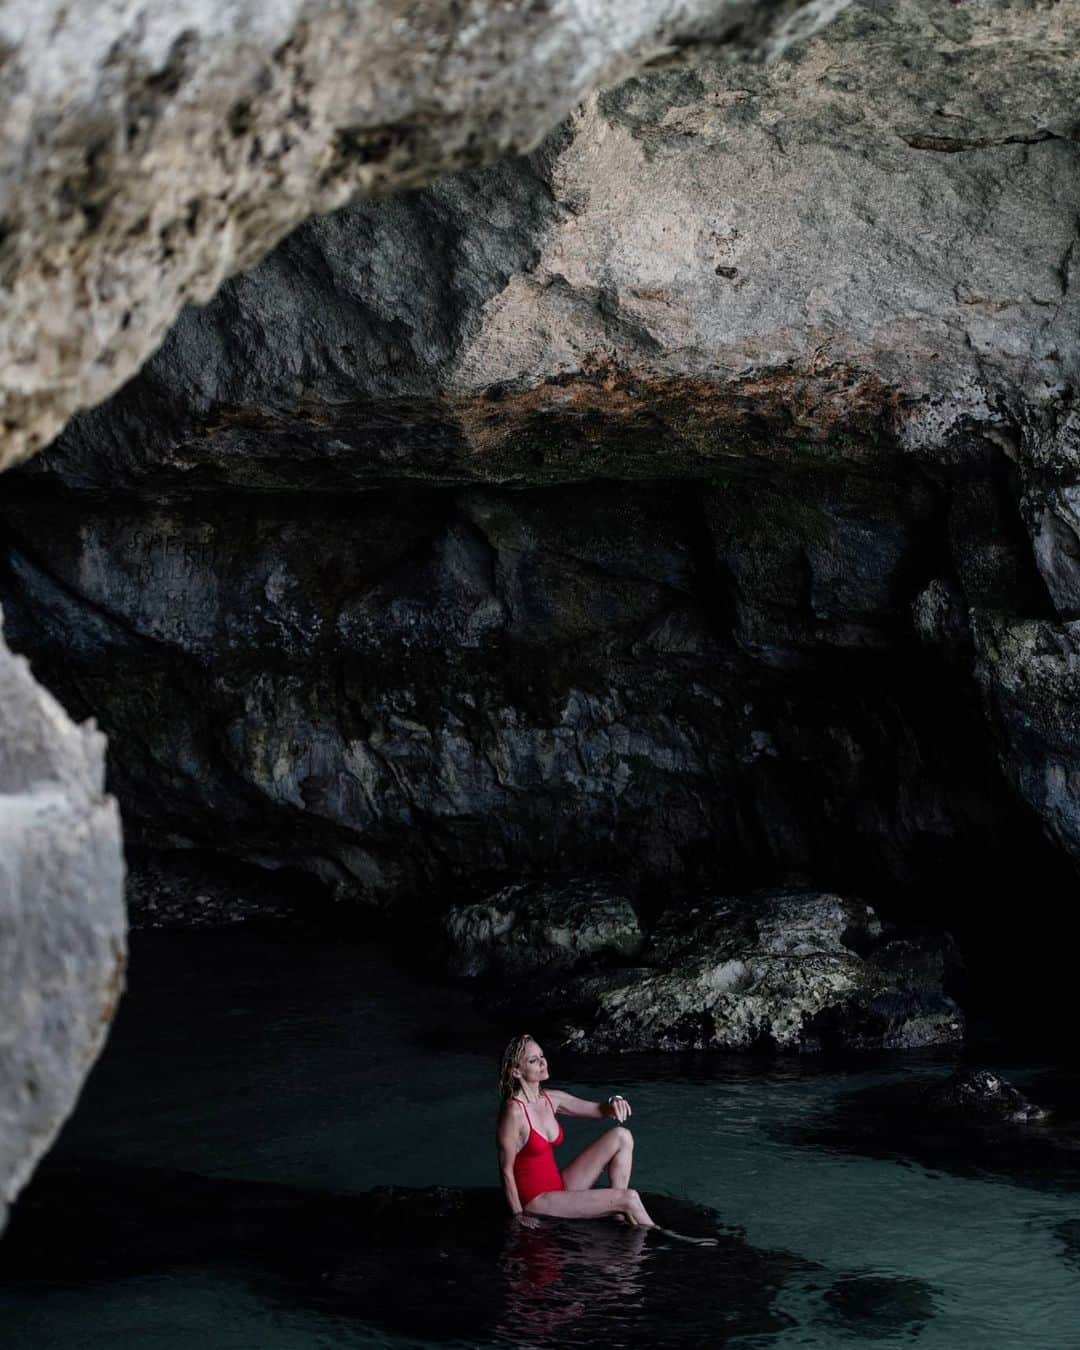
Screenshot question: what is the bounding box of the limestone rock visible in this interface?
[29,0,1080,499]
[554,890,963,1053]
[2,0,1080,1006]
[0,472,1045,912]
[0,0,843,472]
[442,879,644,978]
[0,611,126,1230]
[8,2,1079,911]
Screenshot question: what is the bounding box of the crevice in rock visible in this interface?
[900,130,1064,153]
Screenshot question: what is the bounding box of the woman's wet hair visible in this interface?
[498,1032,535,1101]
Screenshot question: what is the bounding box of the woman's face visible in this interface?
[516,1039,550,1087]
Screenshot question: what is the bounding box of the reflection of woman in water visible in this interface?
[496,1033,658,1228]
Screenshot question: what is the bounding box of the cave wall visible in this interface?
[0,449,1063,931]
[0,0,858,1228]
[4,0,1079,935]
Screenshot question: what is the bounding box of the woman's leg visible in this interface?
[525,1186,655,1227]
[560,1126,635,1192]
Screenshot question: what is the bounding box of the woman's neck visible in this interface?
[514,1085,543,1104]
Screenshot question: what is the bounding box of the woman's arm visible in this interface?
[546,1088,632,1122]
[496,1107,528,1215]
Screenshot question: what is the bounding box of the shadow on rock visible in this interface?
[784,1067,1080,1193]
[2,1160,811,1345]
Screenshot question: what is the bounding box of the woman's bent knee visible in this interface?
[613,1126,634,1148]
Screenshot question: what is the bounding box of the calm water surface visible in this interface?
[2,930,1078,1348]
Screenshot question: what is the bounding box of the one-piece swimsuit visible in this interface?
[512,1092,565,1207]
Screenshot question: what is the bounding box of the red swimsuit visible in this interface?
[512,1092,565,1207]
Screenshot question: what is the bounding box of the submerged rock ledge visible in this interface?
[2,1164,942,1345]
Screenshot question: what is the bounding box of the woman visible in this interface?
[496,1032,658,1228]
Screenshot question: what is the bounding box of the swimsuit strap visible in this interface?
[513,1096,534,1130]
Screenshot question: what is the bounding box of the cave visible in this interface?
[5,27,1080,1030]
[3,1,1080,1342]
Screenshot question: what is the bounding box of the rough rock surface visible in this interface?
[4,0,1080,950]
[0,1,852,1222]
[0,0,843,472]
[792,1068,1080,1194]
[28,0,1080,495]
[1,0,1080,1068]
[921,1068,1049,1124]
[123,847,330,929]
[443,878,643,978]
[0,612,125,1231]
[0,468,1054,923]
[528,890,964,1053]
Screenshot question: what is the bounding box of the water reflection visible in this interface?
[497,1219,648,1344]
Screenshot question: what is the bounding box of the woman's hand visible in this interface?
[513,1212,543,1229]
[606,1094,632,1123]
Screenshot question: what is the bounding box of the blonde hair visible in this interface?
[498,1033,535,1102]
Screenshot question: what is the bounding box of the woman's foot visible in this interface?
[653,1226,719,1246]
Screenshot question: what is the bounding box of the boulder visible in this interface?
[791,1069,1080,1194]
[550,890,963,1053]
[0,612,126,1231]
[921,1068,1049,1123]
[443,878,644,978]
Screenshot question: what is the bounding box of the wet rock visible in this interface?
[0,1162,811,1346]
[545,890,963,1053]
[789,1069,1080,1194]
[443,879,644,978]
[0,614,126,1231]
[921,1068,1049,1123]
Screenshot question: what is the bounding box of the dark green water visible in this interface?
[2,930,1079,1347]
